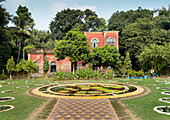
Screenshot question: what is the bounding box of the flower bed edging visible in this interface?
[153,106,170,115]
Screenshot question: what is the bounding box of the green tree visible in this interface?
[6,56,15,80]
[138,44,170,73]
[54,28,90,73]
[89,45,120,71]
[22,60,38,79]
[43,58,49,78]
[16,59,27,73]
[124,51,132,76]
[0,5,11,73]
[25,29,54,49]
[23,45,35,60]
[50,8,102,40]
[13,5,34,63]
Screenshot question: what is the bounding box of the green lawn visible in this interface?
[0,78,170,120]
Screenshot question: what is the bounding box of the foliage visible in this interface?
[50,8,103,40]
[0,74,7,80]
[55,69,115,80]
[89,45,120,70]
[6,56,15,79]
[54,28,90,65]
[0,5,11,72]
[138,44,170,73]
[25,29,55,49]
[22,60,38,78]
[137,69,144,77]
[15,59,27,72]
[124,51,132,75]
[128,69,136,77]
[13,5,34,63]
[43,58,49,73]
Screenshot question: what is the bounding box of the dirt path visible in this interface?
[25,88,52,120]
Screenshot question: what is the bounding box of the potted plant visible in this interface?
[129,69,135,79]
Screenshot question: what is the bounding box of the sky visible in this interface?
[1,0,170,31]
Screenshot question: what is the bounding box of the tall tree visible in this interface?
[6,56,15,80]
[50,8,102,40]
[43,58,49,78]
[108,7,154,57]
[124,51,132,76]
[89,45,120,71]
[54,28,90,73]
[13,5,34,63]
[0,5,11,73]
[138,44,170,73]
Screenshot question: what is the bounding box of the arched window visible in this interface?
[33,62,39,73]
[50,61,56,72]
[107,38,115,46]
[91,39,99,50]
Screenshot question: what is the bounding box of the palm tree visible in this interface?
[13,5,34,63]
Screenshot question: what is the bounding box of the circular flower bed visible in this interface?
[159,98,170,103]
[0,105,14,112]
[153,106,170,115]
[0,97,15,102]
[161,91,170,95]
[46,83,129,96]
[1,90,17,93]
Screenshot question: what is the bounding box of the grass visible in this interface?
[0,77,170,120]
[0,78,55,120]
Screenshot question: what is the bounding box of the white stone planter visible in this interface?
[0,97,15,102]
[161,91,170,95]
[16,86,29,88]
[159,98,170,103]
[153,106,170,115]
[1,90,17,93]
[0,105,14,112]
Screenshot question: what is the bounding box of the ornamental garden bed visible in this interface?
[153,106,170,115]
[156,87,170,90]
[41,83,131,96]
[159,98,170,103]
[1,90,17,93]
[161,91,170,95]
[16,86,29,88]
[0,105,14,112]
[0,97,15,102]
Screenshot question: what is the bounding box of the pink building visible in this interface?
[28,31,119,73]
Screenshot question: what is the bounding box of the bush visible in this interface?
[0,74,7,80]
[138,70,144,77]
[128,69,136,77]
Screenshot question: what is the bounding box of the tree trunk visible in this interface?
[17,31,22,63]
[28,73,30,79]
[23,49,25,60]
[10,74,12,80]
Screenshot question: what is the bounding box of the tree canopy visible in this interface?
[54,28,90,64]
[138,44,170,73]
[89,45,120,70]
[50,8,103,40]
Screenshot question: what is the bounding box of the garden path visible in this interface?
[48,98,119,120]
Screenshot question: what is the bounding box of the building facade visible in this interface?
[28,31,119,73]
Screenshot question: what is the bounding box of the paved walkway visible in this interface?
[48,98,119,120]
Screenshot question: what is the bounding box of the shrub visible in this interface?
[128,69,136,77]
[0,74,7,80]
[138,70,144,77]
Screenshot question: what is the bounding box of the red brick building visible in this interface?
[28,31,119,73]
